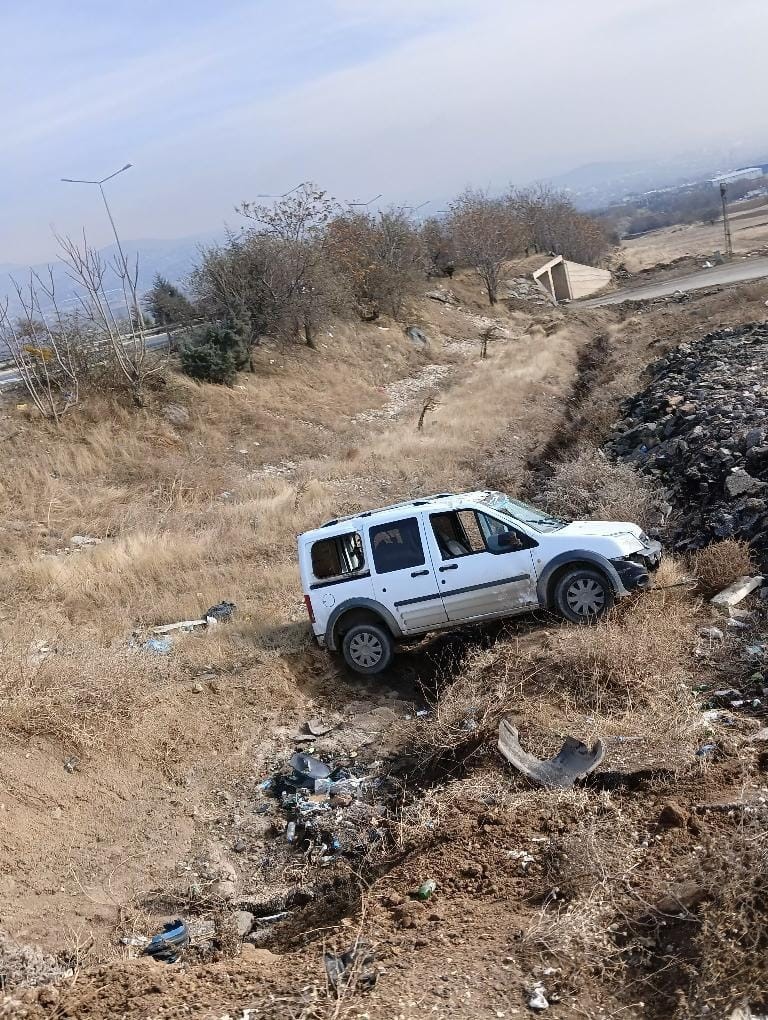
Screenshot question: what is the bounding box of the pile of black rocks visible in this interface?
[608,323,768,565]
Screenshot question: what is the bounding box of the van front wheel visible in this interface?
[342,623,394,675]
[554,567,614,623]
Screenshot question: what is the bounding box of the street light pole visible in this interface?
[61,163,133,276]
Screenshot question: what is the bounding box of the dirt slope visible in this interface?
[3,278,768,1019]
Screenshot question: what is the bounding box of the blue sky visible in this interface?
[2,0,767,262]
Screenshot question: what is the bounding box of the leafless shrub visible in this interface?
[543,582,700,747]
[536,447,659,528]
[57,233,156,406]
[416,393,439,431]
[0,274,83,422]
[690,538,755,597]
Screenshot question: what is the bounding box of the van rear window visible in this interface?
[311,532,365,581]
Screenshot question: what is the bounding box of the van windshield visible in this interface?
[482,493,568,532]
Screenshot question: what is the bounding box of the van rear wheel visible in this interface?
[554,567,614,623]
[342,623,394,675]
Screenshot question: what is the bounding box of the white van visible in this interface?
[297,491,661,675]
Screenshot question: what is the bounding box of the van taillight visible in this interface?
[304,594,315,623]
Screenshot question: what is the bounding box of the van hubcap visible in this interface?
[348,631,384,668]
[566,578,606,616]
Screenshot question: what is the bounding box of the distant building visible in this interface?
[710,167,763,187]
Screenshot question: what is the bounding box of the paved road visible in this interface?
[0,330,177,390]
[580,255,768,307]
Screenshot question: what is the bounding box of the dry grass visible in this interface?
[678,818,768,1017]
[690,538,756,598]
[536,446,659,527]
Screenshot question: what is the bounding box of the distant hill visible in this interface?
[0,232,223,320]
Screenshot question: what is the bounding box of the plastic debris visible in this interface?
[205,601,236,624]
[498,718,605,788]
[529,982,549,1010]
[324,941,377,993]
[289,753,332,783]
[696,743,719,759]
[143,919,189,963]
[144,637,172,654]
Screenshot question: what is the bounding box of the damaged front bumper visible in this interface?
[612,540,663,592]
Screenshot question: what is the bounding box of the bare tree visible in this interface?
[448,189,530,304]
[57,233,157,405]
[511,185,609,265]
[0,273,83,422]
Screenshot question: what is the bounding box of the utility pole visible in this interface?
[720,182,733,259]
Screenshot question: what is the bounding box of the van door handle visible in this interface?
[439,563,459,571]
[411,569,429,577]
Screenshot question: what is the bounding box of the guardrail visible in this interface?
[0,323,193,377]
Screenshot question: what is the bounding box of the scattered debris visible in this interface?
[205,601,236,624]
[699,626,724,642]
[497,718,605,788]
[696,743,719,759]
[711,575,764,609]
[324,941,377,994]
[405,325,429,346]
[63,755,80,774]
[528,982,550,1010]
[416,879,436,901]
[143,637,172,654]
[152,620,206,635]
[143,919,189,963]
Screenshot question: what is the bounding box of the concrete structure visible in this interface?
[531,255,611,303]
[710,167,763,187]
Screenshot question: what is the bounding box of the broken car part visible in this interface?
[497,718,605,788]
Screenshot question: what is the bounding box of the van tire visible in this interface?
[554,567,614,623]
[342,623,394,675]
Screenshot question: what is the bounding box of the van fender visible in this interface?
[325,599,404,651]
[536,550,628,607]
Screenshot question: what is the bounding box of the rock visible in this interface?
[240,945,279,966]
[405,325,429,346]
[235,911,254,937]
[70,535,102,547]
[725,470,767,498]
[425,289,455,304]
[658,800,688,828]
[699,626,724,642]
[162,403,190,427]
[748,727,768,743]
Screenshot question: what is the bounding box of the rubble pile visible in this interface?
[608,323,768,564]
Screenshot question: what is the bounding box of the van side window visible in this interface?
[369,517,425,574]
[311,532,365,581]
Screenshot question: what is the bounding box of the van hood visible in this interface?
[556,520,646,541]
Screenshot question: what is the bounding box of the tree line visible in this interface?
[1,183,610,416]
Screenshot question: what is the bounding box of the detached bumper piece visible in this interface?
[498,718,605,788]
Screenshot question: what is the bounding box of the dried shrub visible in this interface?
[392,644,524,777]
[536,447,658,528]
[690,538,755,598]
